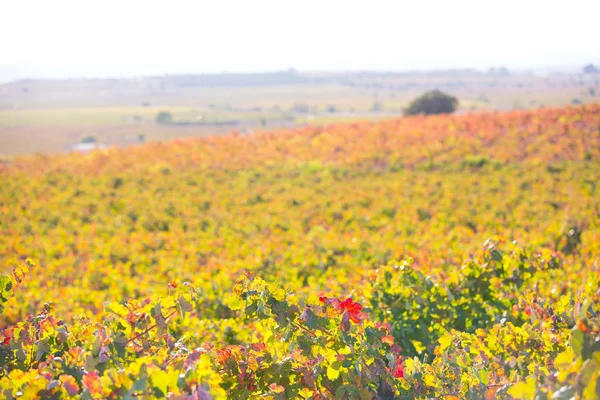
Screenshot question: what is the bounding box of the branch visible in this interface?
[127,309,178,344]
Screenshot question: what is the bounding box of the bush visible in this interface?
[404,90,458,116]
[81,136,97,144]
[155,111,173,125]
[290,103,310,113]
[462,155,492,169]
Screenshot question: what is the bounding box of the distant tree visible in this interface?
[81,136,97,144]
[137,134,146,143]
[155,111,173,125]
[583,64,599,74]
[404,90,459,116]
[488,67,510,76]
[326,105,337,113]
[291,103,310,113]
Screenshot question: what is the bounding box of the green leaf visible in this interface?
[131,378,147,393]
[0,274,12,310]
[178,296,193,314]
[491,249,503,262]
[35,339,51,361]
[571,329,584,357]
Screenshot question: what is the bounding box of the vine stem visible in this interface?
[293,322,317,338]
[127,309,178,344]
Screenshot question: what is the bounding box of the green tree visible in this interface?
[291,103,310,113]
[81,136,97,144]
[404,90,458,116]
[155,111,173,125]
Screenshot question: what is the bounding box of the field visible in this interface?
[1,105,600,399]
[1,69,598,156]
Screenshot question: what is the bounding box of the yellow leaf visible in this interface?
[439,335,452,351]
[105,302,129,317]
[554,348,574,369]
[424,374,438,388]
[582,371,598,399]
[507,377,536,399]
[411,340,426,354]
[151,369,173,396]
[161,295,177,309]
[327,366,340,381]
[224,294,243,310]
[404,358,416,374]
[271,287,286,301]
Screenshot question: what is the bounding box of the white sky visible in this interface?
[1,0,599,81]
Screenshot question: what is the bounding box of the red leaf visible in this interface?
[251,342,266,352]
[82,371,102,394]
[393,356,405,378]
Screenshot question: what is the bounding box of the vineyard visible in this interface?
[1,105,600,399]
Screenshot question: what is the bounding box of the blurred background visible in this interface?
[1,0,599,156]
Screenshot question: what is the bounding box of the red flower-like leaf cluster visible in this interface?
[319,296,366,324]
[393,355,405,379]
[1,328,13,346]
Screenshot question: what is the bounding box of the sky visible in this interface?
[1,0,599,82]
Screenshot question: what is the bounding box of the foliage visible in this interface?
[291,103,310,113]
[404,90,459,116]
[80,136,97,144]
[155,111,173,125]
[1,105,599,398]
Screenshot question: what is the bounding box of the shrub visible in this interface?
[290,103,310,113]
[81,136,97,144]
[404,90,458,116]
[155,111,173,125]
